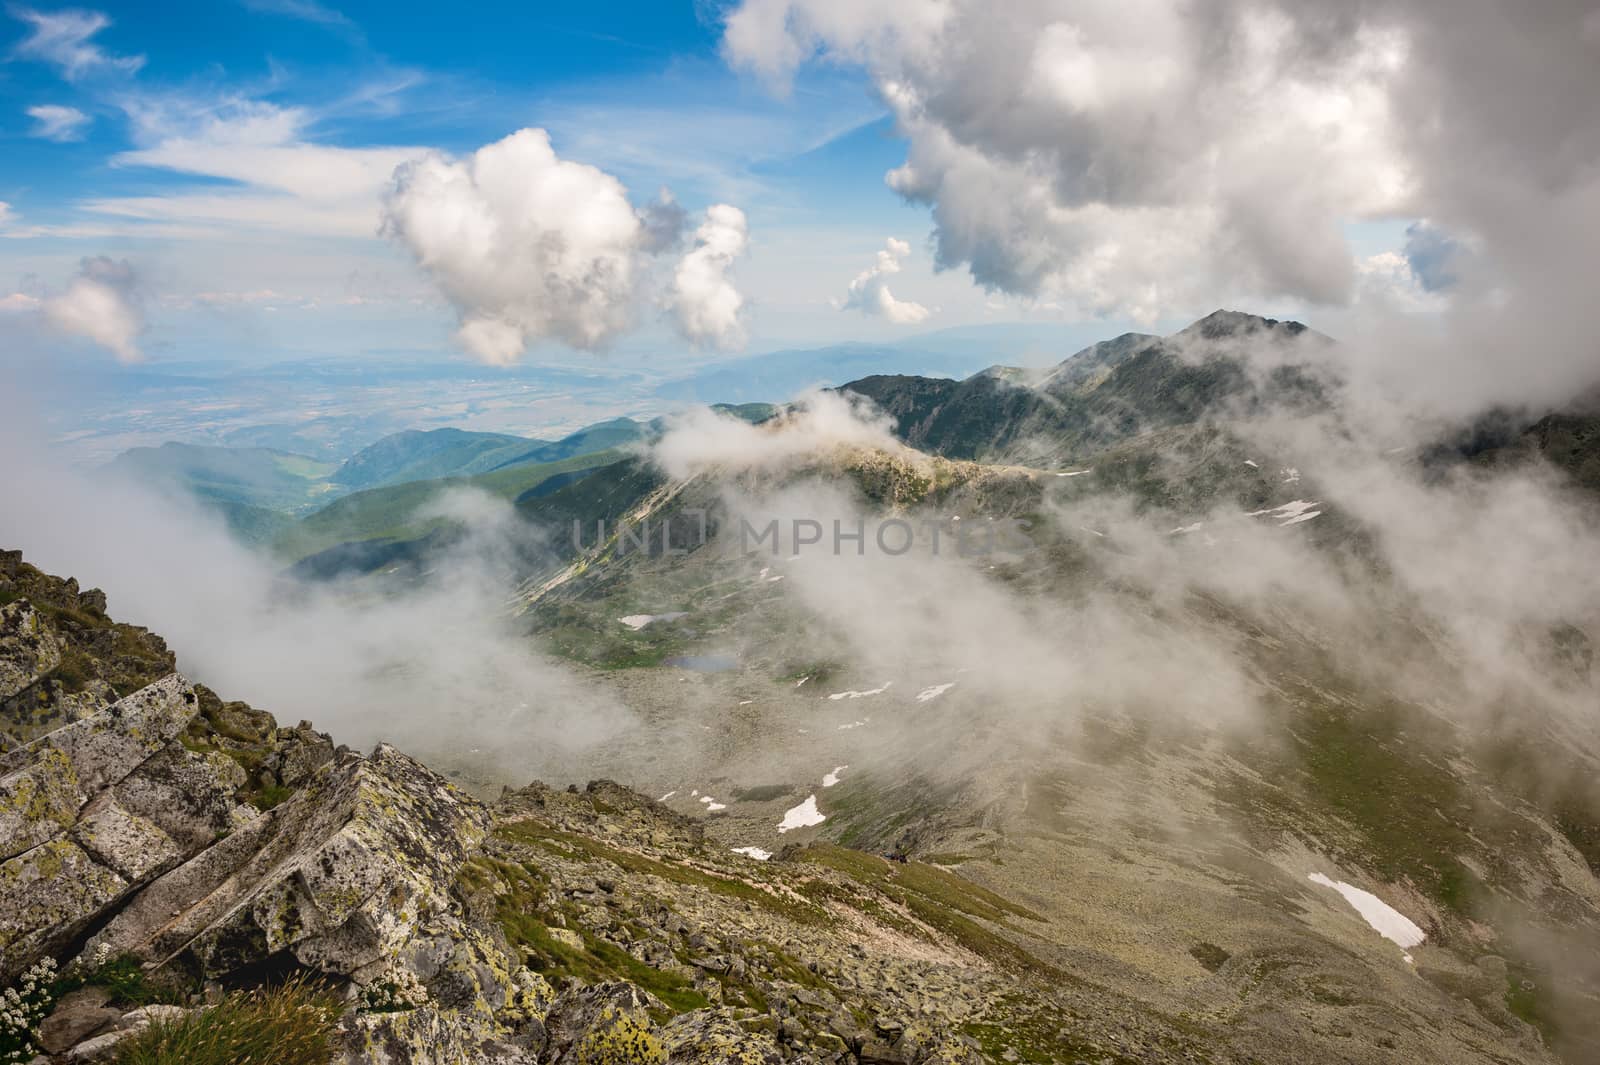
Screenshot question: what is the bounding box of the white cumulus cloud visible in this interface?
[840,237,930,324]
[26,104,91,142]
[724,0,1409,321]
[383,128,749,363]
[671,204,749,349]
[42,256,144,362]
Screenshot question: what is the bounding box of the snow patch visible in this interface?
[1243,459,1259,468]
[1170,522,1204,535]
[1055,469,1093,477]
[837,718,869,731]
[699,795,726,812]
[732,846,772,861]
[916,683,954,703]
[1307,873,1426,950]
[1247,499,1320,521]
[778,795,826,833]
[829,681,892,701]
[658,790,676,802]
[1279,510,1322,527]
[618,612,687,630]
[822,765,849,787]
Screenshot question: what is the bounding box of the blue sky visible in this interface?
[0,1,1430,369]
[0,1,1172,368]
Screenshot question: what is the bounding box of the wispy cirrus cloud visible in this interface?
[88,98,425,238]
[238,0,352,28]
[25,103,91,141]
[9,6,144,80]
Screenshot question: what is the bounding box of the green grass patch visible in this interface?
[50,647,97,692]
[250,784,294,811]
[112,973,338,1065]
[962,994,1150,1065]
[468,853,708,1014]
[275,450,621,561]
[52,954,192,1008]
[1504,964,1562,1048]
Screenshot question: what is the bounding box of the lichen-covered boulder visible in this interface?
[658,1012,785,1065]
[338,1000,541,1065]
[0,600,63,702]
[69,791,184,882]
[0,838,126,979]
[88,743,491,980]
[544,983,667,1065]
[113,744,253,852]
[0,673,200,799]
[0,746,81,861]
[0,675,205,980]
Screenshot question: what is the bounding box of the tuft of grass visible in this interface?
[113,974,340,1065]
[249,784,294,811]
[51,648,97,693]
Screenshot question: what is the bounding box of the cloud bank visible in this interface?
[722,1,1600,416]
[725,0,1411,320]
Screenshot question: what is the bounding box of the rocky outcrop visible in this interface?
[0,600,63,702]
[0,556,572,1064]
[87,742,491,981]
[0,674,208,981]
[0,552,175,752]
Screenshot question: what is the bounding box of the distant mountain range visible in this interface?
[101,311,1599,588]
[100,406,774,558]
[649,322,1120,405]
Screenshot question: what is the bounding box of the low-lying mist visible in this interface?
[0,404,635,786]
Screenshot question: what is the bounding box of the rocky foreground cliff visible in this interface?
[3,544,1591,1065]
